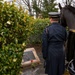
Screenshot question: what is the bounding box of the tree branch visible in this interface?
[22,0,28,6]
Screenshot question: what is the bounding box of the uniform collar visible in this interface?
[51,22,59,25]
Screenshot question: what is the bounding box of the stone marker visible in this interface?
[21,48,40,67]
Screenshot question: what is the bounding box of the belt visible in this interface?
[70,29,75,32]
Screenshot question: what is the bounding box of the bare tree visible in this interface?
[16,0,32,16]
[15,0,43,17]
[32,0,43,18]
[22,0,32,15]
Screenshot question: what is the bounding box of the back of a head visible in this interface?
[48,12,60,21]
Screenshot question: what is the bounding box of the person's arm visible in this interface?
[42,28,49,60]
[64,29,68,47]
[65,29,68,42]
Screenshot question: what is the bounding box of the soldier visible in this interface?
[42,12,67,75]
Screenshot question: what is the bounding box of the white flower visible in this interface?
[22,43,26,47]
[1,32,4,36]
[13,58,17,62]
[7,21,11,25]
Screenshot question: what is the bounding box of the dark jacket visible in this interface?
[42,22,67,75]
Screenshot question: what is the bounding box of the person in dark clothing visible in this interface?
[42,12,67,75]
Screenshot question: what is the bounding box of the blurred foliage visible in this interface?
[32,0,58,18]
[0,1,34,75]
[28,18,50,44]
[42,0,58,18]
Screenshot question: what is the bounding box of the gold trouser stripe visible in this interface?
[70,29,75,32]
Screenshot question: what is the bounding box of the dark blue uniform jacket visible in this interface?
[42,22,67,75]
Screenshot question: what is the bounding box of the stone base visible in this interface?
[21,48,40,67]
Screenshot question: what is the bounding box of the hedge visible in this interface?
[28,18,50,44]
[0,1,34,75]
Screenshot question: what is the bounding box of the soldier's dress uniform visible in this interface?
[42,12,67,75]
